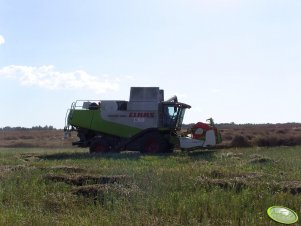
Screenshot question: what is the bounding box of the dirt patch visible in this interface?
[47,166,88,174]
[44,172,138,203]
[18,153,42,162]
[281,181,301,195]
[197,176,248,192]
[207,169,261,179]
[72,183,140,199]
[198,170,301,195]
[249,154,273,164]
[44,173,130,186]
[220,152,243,159]
[197,170,263,192]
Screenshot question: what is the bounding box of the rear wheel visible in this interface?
[140,133,168,154]
[89,136,109,153]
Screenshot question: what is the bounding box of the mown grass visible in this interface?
[0,147,300,225]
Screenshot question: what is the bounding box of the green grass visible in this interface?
[0,147,300,225]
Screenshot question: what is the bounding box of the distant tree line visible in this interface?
[0,125,56,131]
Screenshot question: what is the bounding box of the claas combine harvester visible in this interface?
[65,87,222,153]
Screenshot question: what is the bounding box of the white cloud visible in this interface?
[0,35,5,45]
[0,65,120,93]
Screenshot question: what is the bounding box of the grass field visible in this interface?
[0,146,300,225]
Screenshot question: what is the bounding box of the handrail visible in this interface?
[72,100,101,109]
[64,109,70,130]
[64,100,101,131]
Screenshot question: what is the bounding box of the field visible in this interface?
[0,125,300,225]
[0,130,74,149]
[1,123,301,149]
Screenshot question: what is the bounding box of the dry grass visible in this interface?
[197,169,263,192]
[0,130,77,148]
[0,165,25,179]
[219,123,301,147]
[43,170,136,204]
[197,168,301,196]
[1,123,301,149]
[248,154,274,164]
[44,173,130,186]
[281,181,301,195]
[72,184,141,201]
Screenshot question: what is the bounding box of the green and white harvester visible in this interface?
[65,87,221,153]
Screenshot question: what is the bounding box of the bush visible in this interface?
[255,136,301,147]
[230,135,252,147]
[255,136,279,147]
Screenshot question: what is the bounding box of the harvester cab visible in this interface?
[161,102,189,130]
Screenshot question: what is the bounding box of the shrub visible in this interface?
[230,135,252,147]
[19,136,34,140]
[254,136,301,147]
[276,130,286,134]
[295,136,301,145]
[255,136,278,147]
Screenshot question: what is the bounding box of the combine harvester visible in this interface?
[65,87,222,153]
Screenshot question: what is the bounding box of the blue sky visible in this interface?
[0,0,300,128]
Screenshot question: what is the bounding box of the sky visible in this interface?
[0,0,301,128]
